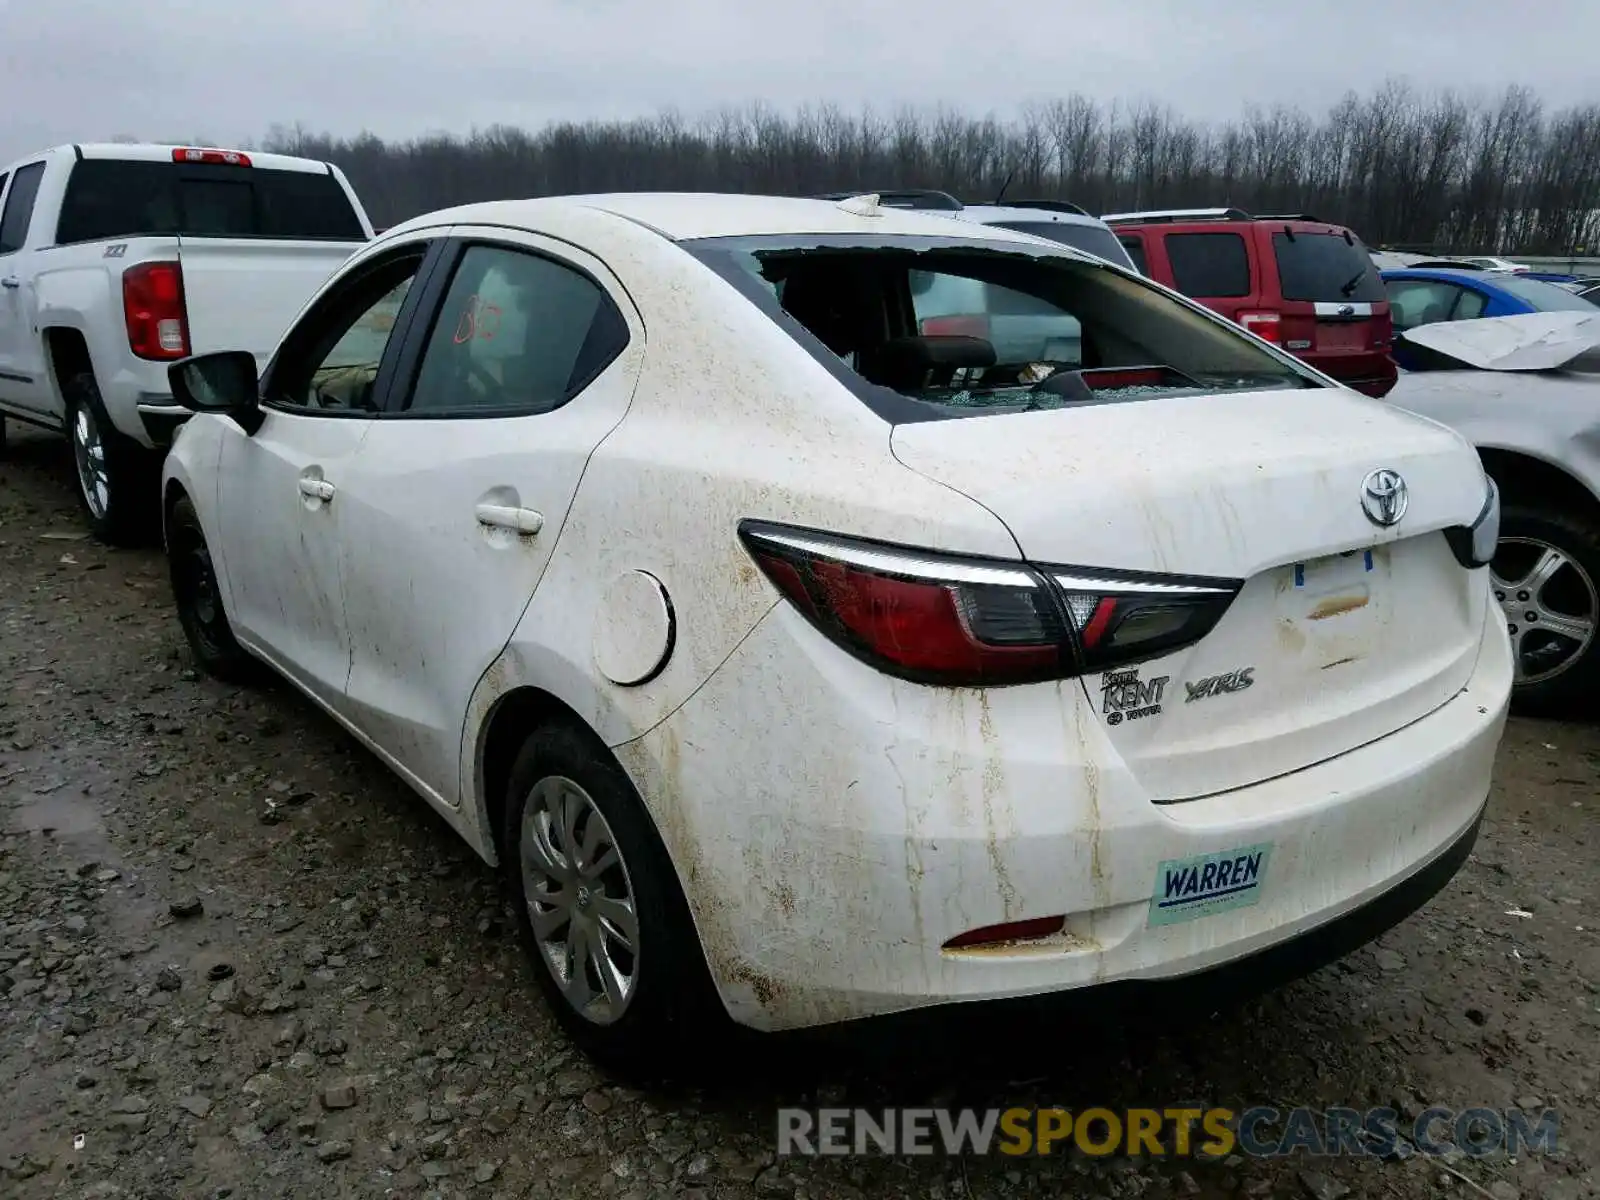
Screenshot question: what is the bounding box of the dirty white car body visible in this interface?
[159,193,1512,1062]
[1386,314,1600,706]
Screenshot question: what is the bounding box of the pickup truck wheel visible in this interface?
[64,372,155,546]
[501,722,723,1079]
[1492,504,1600,712]
[167,494,257,682]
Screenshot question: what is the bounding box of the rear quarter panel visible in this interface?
[456,208,1022,853]
[32,239,184,427]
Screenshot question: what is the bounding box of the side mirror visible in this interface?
[168,351,264,435]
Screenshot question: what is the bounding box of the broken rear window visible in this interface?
[684,233,1322,422]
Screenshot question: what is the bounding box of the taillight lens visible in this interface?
[173,147,252,166]
[1048,569,1241,672]
[739,521,1242,686]
[919,314,991,340]
[123,262,190,360]
[1239,311,1282,343]
[1444,479,1500,570]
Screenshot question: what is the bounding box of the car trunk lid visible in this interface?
[891,386,1490,800]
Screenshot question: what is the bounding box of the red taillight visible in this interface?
[1238,311,1282,343]
[738,522,1242,686]
[944,915,1066,952]
[173,147,252,166]
[919,313,990,340]
[122,262,190,361]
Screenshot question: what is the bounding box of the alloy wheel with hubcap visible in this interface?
[519,774,640,1025]
[501,723,718,1074]
[1491,536,1599,688]
[72,402,111,521]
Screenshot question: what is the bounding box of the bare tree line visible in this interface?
[258,81,1600,255]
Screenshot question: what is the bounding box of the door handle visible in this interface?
[475,503,543,534]
[1,278,19,290]
[298,478,335,501]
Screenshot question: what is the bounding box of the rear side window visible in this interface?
[990,221,1136,270]
[1491,273,1600,313]
[686,234,1321,423]
[0,162,47,254]
[1271,232,1386,303]
[403,244,629,416]
[55,159,365,244]
[1118,235,1148,275]
[1165,232,1251,298]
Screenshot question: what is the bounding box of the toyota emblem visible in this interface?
[1360,468,1409,527]
[1337,303,1355,317]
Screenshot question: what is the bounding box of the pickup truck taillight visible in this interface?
[122,262,190,361]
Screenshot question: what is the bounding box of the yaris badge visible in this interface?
[1360,468,1408,527]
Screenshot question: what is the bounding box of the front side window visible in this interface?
[686,233,1321,423]
[1385,280,1470,331]
[403,244,629,415]
[1118,234,1148,275]
[265,252,423,412]
[1165,232,1251,298]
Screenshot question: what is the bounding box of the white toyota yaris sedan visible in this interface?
[160,192,1512,1069]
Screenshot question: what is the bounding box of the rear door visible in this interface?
[332,229,644,809]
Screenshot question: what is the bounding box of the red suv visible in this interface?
[1102,208,1397,397]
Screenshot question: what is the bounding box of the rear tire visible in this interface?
[1492,504,1600,713]
[167,494,258,683]
[501,721,721,1078]
[64,372,156,546]
[0,414,8,458]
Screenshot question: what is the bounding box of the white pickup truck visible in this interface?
[0,143,374,542]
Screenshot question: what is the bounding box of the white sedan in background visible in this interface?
[160,193,1510,1071]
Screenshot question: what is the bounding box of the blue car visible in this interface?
[1381,268,1600,370]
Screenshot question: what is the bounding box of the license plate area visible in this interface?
[1293,548,1375,614]
[1316,322,1369,351]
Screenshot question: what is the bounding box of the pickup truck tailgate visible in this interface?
[178,237,364,364]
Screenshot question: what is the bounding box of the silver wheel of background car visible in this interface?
[518,775,639,1026]
[1491,536,1599,685]
[71,403,110,520]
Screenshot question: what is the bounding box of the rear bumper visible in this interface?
[829,792,1484,1038]
[1302,353,1399,398]
[620,602,1512,1033]
[136,398,190,447]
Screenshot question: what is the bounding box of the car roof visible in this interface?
[957,203,1109,228]
[385,193,1065,246]
[1380,268,1497,285]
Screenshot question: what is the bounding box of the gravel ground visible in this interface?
[1,422,1597,1200]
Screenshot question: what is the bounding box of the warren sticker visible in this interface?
[1147,843,1273,927]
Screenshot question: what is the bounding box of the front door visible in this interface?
[334,230,644,808]
[214,240,437,709]
[0,163,48,415]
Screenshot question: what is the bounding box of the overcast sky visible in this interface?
[2,0,1596,164]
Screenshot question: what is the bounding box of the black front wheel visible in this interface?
[167,494,257,683]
